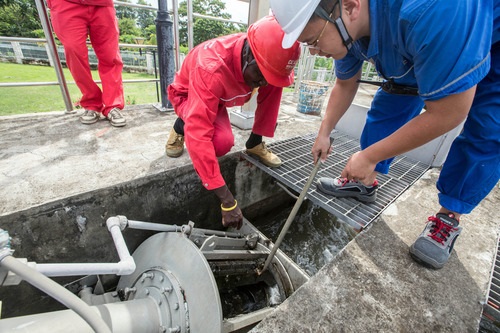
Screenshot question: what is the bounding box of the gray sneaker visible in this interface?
[409,213,462,269]
[316,177,378,203]
[107,108,126,127]
[79,110,100,124]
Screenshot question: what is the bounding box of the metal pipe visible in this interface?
[124,217,244,238]
[0,298,160,333]
[0,79,159,88]
[156,0,175,110]
[171,0,180,70]
[0,36,47,43]
[193,12,248,25]
[0,255,111,333]
[32,216,136,277]
[187,0,194,50]
[259,138,333,274]
[127,219,182,232]
[34,0,74,113]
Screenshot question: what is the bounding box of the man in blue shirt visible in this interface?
[271,0,500,269]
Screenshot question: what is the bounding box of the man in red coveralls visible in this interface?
[165,15,301,230]
[48,0,126,127]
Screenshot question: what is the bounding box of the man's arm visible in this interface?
[341,86,476,181]
[313,70,361,163]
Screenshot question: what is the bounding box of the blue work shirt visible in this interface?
[335,0,500,101]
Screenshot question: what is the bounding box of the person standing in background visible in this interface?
[47,0,126,127]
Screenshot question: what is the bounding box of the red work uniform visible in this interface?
[167,33,283,190]
[47,0,124,116]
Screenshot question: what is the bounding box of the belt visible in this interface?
[357,79,419,96]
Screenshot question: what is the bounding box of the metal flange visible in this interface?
[117,232,222,333]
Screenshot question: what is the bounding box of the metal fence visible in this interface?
[1,41,151,71]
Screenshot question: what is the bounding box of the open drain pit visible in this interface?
[0,216,308,333]
[0,129,434,332]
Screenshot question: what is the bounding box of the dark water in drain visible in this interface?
[251,200,356,276]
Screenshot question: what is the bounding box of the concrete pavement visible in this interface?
[0,87,498,332]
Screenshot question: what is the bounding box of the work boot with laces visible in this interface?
[409,213,462,269]
[106,108,126,127]
[166,127,184,157]
[316,177,378,203]
[245,142,282,168]
[80,110,100,124]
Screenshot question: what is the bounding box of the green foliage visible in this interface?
[136,0,156,31]
[118,17,141,39]
[1,0,244,50]
[144,25,157,43]
[314,57,333,70]
[177,0,235,47]
[0,0,41,37]
[115,0,136,20]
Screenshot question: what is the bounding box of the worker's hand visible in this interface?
[213,185,243,230]
[340,151,377,184]
[312,135,333,164]
[221,205,243,230]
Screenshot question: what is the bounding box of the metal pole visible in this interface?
[155,0,175,111]
[171,0,180,70]
[152,49,160,103]
[187,0,194,50]
[34,0,74,113]
[259,137,334,274]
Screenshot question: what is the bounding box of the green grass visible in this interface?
[0,62,161,116]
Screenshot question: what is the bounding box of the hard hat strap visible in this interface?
[241,40,256,76]
[314,0,353,50]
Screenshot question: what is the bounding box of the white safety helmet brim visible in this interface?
[270,0,322,49]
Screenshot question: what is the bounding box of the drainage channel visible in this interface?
[242,131,430,231]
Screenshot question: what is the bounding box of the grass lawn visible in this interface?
[0,62,161,116]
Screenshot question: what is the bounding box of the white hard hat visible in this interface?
[270,0,321,49]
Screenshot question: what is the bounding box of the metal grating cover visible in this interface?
[242,131,430,230]
[480,236,500,331]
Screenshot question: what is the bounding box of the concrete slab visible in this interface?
[250,169,500,332]
[0,85,498,332]
[0,91,333,216]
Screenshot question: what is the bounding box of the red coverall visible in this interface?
[47,0,124,116]
[167,33,283,190]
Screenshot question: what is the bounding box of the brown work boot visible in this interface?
[165,127,184,157]
[245,142,282,167]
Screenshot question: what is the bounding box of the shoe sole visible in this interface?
[409,246,444,269]
[166,149,183,158]
[245,151,282,168]
[316,182,377,203]
[80,118,98,125]
[110,122,126,127]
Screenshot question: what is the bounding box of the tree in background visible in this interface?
[177,0,245,47]
[115,0,136,20]
[0,0,41,38]
[136,0,156,31]
[0,0,245,51]
[118,17,142,44]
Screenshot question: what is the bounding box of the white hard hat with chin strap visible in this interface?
[271,0,353,51]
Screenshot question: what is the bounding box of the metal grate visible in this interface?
[480,236,500,331]
[242,131,430,231]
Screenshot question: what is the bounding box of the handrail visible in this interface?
[34,0,74,113]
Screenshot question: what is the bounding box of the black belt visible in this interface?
[357,79,419,96]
